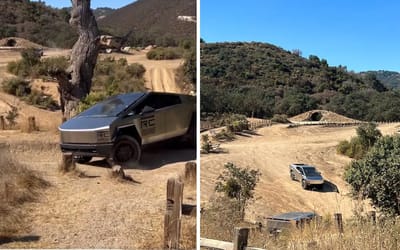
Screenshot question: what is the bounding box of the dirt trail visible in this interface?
[201,123,400,222]
[101,50,184,93]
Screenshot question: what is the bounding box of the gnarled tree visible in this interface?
[57,0,99,170]
[57,0,99,121]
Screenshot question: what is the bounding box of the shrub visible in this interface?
[77,92,107,113]
[271,114,290,123]
[336,123,382,159]
[215,162,261,219]
[227,120,249,133]
[201,134,212,153]
[146,47,183,60]
[24,90,59,110]
[93,57,146,94]
[212,129,235,142]
[126,63,146,78]
[2,78,31,97]
[337,140,350,155]
[35,56,68,77]
[5,106,19,129]
[345,135,400,216]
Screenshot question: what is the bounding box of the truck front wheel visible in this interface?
[301,179,308,190]
[112,135,141,164]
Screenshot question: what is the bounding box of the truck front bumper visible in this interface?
[60,143,113,157]
[305,179,324,185]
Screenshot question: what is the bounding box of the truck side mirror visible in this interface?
[141,105,155,114]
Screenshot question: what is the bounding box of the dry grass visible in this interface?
[0,149,49,238]
[201,197,400,250]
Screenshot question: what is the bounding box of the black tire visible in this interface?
[185,114,196,148]
[301,179,308,190]
[290,171,296,180]
[75,156,92,164]
[112,135,141,164]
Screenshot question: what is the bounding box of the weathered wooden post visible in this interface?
[334,213,344,234]
[164,178,183,249]
[28,116,37,132]
[0,116,5,130]
[368,211,376,225]
[184,161,196,185]
[233,227,249,250]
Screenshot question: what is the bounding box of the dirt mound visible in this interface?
[289,110,359,123]
[0,37,44,49]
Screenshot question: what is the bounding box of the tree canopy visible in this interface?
[201,42,400,121]
[345,135,400,216]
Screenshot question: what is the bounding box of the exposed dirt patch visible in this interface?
[200,123,400,222]
[0,37,44,49]
[290,110,360,123]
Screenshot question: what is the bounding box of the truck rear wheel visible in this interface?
[186,114,196,148]
[112,135,141,164]
[75,156,92,164]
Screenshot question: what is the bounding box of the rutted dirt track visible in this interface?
[201,123,400,222]
[105,50,184,93]
[0,48,194,248]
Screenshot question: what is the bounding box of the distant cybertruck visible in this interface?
[290,163,324,190]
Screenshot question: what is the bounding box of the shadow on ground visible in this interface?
[84,141,196,170]
[0,235,40,245]
[311,180,339,193]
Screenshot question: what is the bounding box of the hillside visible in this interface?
[201,42,400,121]
[0,0,77,48]
[98,0,196,46]
[362,70,400,89]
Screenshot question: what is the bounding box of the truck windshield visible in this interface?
[304,167,319,176]
[77,93,145,117]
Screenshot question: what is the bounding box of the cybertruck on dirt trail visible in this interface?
[59,92,196,164]
[289,163,324,190]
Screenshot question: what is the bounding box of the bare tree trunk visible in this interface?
[58,0,99,121]
[57,0,99,171]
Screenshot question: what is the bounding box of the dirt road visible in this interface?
[105,50,184,93]
[201,123,400,222]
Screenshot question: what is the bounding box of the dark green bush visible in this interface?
[24,90,59,111]
[35,56,68,77]
[345,135,400,216]
[146,47,183,60]
[126,63,146,78]
[93,57,146,94]
[271,114,289,123]
[2,78,31,97]
[77,92,107,113]
[336,123,382,159]
[227,120,249,133]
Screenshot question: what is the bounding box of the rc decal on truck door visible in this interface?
[141,115,156,135]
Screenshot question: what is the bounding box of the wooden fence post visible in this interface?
[334,213,344,234]
[164,178,183,249]
[184,162,196,185]
[0,116,4,130]
[233,227,249,250]
[368,211,376,225]
[28,116,37,132]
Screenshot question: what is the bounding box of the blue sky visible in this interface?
[32,0,135,9]
[201,0,400,72]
